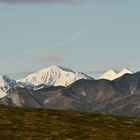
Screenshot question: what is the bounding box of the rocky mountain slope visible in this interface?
[0,75,16,98]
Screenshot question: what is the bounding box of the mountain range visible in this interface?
[0,66,133,98]
[0,65,93,98]
[1,65,140,117]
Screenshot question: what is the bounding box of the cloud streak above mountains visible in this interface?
[0,0,83,4]
[35,52,64,63]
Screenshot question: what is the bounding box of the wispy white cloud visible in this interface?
[35,52,64,63]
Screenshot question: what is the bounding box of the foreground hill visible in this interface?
[0,105,140,140]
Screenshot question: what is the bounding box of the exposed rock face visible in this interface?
[0,75,16,98]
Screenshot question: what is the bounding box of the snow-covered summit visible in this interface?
[99,68,134,80]
[117,68,133,78]
[99,69,118,81]
[49,65,74,73]
[19,65,93,87]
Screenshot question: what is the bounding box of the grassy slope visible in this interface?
[0,105,140,140]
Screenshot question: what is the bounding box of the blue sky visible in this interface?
[0,0,140,78]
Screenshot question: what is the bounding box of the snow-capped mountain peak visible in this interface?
[117,68,133,78]
[19,65,93,87]
[47,65,74,73]
[39,65,74,73]
[99,69,118,81]
[99,68,134,80]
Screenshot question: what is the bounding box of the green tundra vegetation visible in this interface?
[0,105,140,140]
